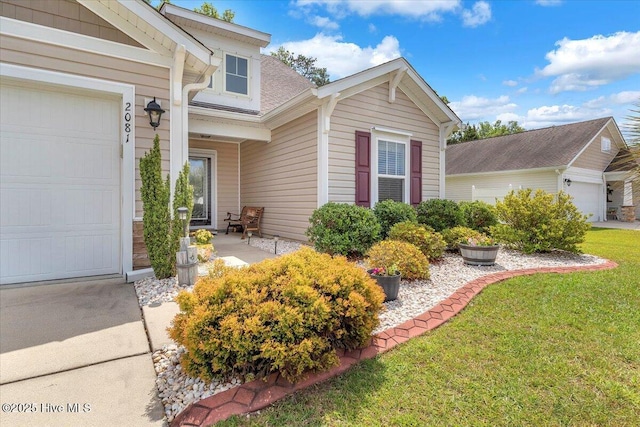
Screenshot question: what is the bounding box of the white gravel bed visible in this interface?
[135,242,605,422]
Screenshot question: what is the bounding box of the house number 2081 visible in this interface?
[124,102,132,143]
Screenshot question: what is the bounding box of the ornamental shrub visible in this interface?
[459,201,498,233]
[441,226,484,250]
[388,221,446,261]
[169,247,384,383]
[193,229,214,245]
[415,199,464,232]
[490,189,590,254]
[366,240,430,280]
[172,161,194,249]
[373,200,418,239]
[306,202,381,257]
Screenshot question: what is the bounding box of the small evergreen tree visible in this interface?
[171,162,194,255]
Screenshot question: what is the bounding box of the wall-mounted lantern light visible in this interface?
[564,178,572,187]
[144,97,165,130]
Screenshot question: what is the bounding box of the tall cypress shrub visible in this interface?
[171,162,194,255]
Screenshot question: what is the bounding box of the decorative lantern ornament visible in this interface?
[144,97,165,130]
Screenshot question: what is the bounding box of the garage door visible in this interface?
[567,181,602,222]
[1,82,121,284]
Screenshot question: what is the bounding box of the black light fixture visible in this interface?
[144,97,165,130]
[564,178,572,187]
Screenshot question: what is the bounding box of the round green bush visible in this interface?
[373,200,418,239]
[441,226,485,249]
[388,221,446,261]
[491,189,590,253]
[305,202,381,257]
[459,201,498,233]
[366,240,430,280]
[169,247,385,384]
[416,199,464,232]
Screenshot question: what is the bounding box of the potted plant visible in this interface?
[367,264,401,302]
[459,235,499,266]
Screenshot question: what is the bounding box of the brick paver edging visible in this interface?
[172,260,618,426]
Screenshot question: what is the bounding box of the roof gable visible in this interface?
[260,54,315,114]
[446,117,614,175]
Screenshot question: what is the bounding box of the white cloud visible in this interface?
[583,91,640,108]
[461,1,491,28]
[516,87,528,94]
[496,112,521,122]
[522,104,612,128]
[535,0,562,6]
[503,80,518,87]
[294,0,461,21]
[538,31,640,93]
[309,15,340,30]
[449,95,518,120]
[368,23,377,33]
[274,33,401,79]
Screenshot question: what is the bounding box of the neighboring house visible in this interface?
[446,117,639,222]
[0,0,460,285]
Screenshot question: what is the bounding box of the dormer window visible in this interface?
[225,54,248,95]
[601,136,611,152]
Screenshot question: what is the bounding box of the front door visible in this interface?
[189,151,216,228]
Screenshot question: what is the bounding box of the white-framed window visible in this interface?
[376,138,409,203]
[224,53,248,95]
[601,136,611,152]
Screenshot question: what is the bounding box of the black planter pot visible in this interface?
[459,244,500,266]
[367,269,401,302]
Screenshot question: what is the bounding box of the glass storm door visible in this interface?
[189,157,211,225]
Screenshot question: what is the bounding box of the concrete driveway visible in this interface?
[0,277,164,426]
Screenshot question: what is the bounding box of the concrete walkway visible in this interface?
[0,234,277,426]
[592,220,640,230]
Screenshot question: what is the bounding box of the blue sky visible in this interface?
[159,0,640,135]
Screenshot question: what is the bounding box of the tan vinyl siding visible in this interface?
[189,140,239,229]
[0,0,142,47]
[446,170,558,203]
[572,128,619,171]
[328,83,440,203]
[240,112,318,241]
[0,35,171,217]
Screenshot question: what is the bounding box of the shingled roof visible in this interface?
[446,117,613,175]
[260,54,315,114]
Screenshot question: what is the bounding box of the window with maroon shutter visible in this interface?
[355,131,371,207]
[410,140,422,206]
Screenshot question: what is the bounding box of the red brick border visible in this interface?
[171,260,618,426]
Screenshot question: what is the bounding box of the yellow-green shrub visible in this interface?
[169,247,384,383]
[388,221,446,261]
[441,226,484,249]
[366,240,430,280]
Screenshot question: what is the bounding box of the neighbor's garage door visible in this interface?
[0,82,121,284]
[567,181,602,222]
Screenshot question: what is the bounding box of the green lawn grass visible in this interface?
[218,229,640,426]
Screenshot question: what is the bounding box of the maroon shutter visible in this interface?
[355,131,371,207]
[410,140,422,206]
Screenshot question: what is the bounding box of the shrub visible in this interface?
[306,202,381,257]
[490,189,590,254]
[415,199,464,232]
[441,226,485,250]
[172,161,194,249]
[388,221,446,261]
[193,229,214,245]
[169,247,384,383]
[459,201,498,233]
[366,240,430,280]
[373,200,418,239]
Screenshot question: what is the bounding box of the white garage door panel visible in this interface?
[0,82,121,284]
[567,181,601,222]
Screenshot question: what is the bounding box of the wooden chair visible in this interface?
[607,207,618,220]
[224,206,264,239]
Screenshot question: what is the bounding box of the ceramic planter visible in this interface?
[367,269,401,302]
[459,244,499,266]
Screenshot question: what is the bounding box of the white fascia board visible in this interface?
[189,106,263,123]
[115,0,213,65]
[564,166,606,183]
[262,89,320,127]
[317,59,405,99]
[604,171,631,181]
[162,4,270,47]
[446,166,562,178]
[405,67,461,124]
[0,16,171,68]
[189,118,271,142]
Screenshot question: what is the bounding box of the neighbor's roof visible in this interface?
[446,117,613,175]
[605,148,640,172]
[260,54,315,114]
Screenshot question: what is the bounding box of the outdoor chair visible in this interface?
[224,206,264,239]
[607,207,618,220]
